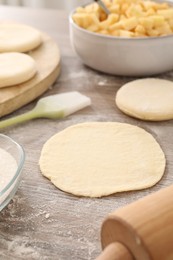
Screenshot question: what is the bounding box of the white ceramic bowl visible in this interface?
[69,2,173,76]
[0,134,25,211]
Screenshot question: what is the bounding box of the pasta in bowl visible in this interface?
[69,0,173,76]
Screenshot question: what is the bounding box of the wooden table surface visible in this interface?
[0,5,173,260]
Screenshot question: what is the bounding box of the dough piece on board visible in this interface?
[39,122,165,198]
[116,78,173,121]
[0,23,42,52]
[0,52,37,88]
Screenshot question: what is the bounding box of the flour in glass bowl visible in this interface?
[0,147,17,192]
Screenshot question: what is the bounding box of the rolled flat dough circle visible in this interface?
[0,23,42,52]
[116,78,173,121]
[39,122,166,197]
[0,52,37,88]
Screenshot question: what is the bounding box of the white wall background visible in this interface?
[0,0,172,10]
[0,0,90,10]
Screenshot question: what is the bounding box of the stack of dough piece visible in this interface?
[0,23,42,88]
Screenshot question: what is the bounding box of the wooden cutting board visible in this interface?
[0,32,60,117]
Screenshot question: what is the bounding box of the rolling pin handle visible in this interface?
[96,242,134,260]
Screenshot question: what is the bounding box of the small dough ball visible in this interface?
[39,122,165,198]
[0,52,37,88]
[0,23,42,52]
[116,78,173,121]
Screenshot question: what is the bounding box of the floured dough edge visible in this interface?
[116,99,173,121]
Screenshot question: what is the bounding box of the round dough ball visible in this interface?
[39,122,165,198]
[0,52,37,88]
[0,23,42,52]
[116,78,173,121]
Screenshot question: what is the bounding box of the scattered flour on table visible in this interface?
[3,237,41,259]
[0,148,17,191]
[45,213,50,219]
[59,70,88,82]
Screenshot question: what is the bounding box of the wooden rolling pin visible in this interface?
[96,185,173,260]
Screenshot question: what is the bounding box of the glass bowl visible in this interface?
[0,134,25,211]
